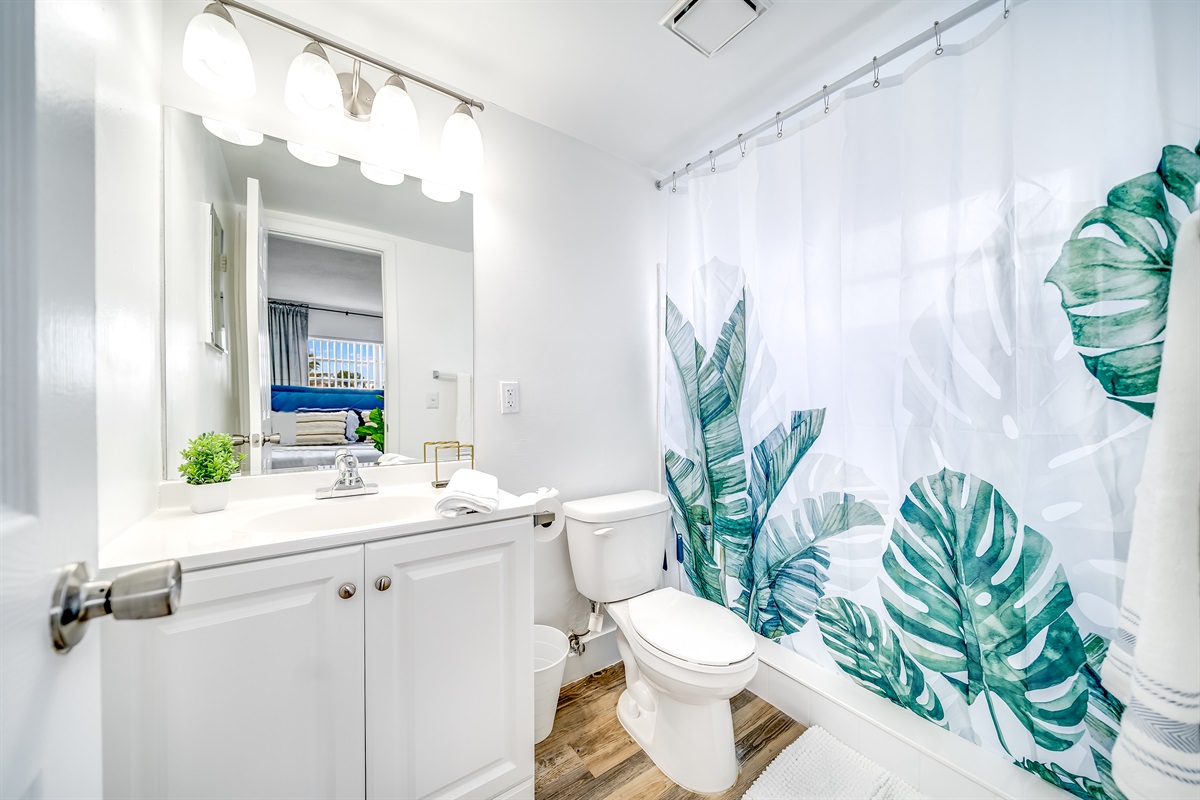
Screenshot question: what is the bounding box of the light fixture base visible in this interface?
[339,69,375,122]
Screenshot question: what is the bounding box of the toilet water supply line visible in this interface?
[567,601,606,656]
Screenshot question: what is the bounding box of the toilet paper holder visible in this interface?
[533,511,556,528]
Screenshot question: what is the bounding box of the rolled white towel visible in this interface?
[434,468,499,517]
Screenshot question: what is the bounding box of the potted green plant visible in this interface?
[355,398,385,453]
[178,432,244,513]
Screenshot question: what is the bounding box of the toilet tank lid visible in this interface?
[562,490,669,523]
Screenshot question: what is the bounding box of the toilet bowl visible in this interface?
[608,589,758,793]
[562,491,759,794]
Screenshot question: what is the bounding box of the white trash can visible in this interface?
[533,625,570,744]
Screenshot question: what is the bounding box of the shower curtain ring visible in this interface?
[671,171,677,194]
[685,162,692,176]
[1003,0,1010,18]
[709,150,716,173]
[933,20,943,55]
[872,56,880,88]
[822,85,830,114]
[738,134,746,158]
[776,112,783,138]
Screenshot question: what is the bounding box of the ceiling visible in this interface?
[267,236,383,314]
[219,130,474,252]
[258,0,969,175]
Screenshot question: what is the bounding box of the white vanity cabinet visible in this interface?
[102,517,533,800]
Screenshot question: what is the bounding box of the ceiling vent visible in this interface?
[659,0,771,58]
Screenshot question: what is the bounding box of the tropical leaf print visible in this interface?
[664,287,825,620]
[1015,759,1108,800]
[1081,634,1128,800]
[1046,141,1200,416]
[816,597,945,726]
[880,469,1088,753]
[747,491,884,637]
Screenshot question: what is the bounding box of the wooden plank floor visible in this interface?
[535,663,805,800]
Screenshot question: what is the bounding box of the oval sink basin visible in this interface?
[240,494,432,536]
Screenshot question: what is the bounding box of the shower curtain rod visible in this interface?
[655,0,1010,190]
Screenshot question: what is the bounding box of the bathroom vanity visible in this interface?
[100,467,534,800]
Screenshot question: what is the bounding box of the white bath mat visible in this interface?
[742,726,926,800]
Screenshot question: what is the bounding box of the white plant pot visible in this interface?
[188,481,231,514]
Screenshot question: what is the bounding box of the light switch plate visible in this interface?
[500,381,520,414]
[426,392,439,409]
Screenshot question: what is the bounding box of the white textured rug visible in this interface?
[742,726,926,800]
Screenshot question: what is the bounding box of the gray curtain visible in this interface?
[268,302,309,386]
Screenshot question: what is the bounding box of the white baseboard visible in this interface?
[753,635,1073,800]
[560,621,620,686]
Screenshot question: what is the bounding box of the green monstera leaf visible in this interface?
[881,469,1087,753]
[748,491,883,637]
[664,286,826,617]
[1015,760,1108,800]
[816,597,945,726]
[1046,141,1200,416]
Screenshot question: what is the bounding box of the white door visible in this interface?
[0,2,104,796]
[365,520,534,800]
[102,547,366,799]
[244,177,272,474]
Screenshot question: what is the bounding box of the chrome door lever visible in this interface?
[50,560,182,654]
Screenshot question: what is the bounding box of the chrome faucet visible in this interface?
[316,449,379,499]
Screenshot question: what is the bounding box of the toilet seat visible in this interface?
[627,588,756,667]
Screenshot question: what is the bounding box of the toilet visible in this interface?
[562,490,758,793]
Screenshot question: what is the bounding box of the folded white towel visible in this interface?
[434,468,499,517]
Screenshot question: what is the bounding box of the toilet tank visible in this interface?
[562,490,671,603]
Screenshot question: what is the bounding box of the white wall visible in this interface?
[473,107,663,633]
[391,238,473,459]
[162,110,240,477]
[95,0,164,549]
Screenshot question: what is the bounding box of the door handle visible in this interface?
[50,560,182,654]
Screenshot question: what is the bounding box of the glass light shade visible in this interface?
[421,179,460,203]
[202,117,263,146]
[360,162,405,186]
[286,141,339,168]
[367,77,420,169]
[284,43,343,121]
[182,5,255,98]
[441,103,484,183]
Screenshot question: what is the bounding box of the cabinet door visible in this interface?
[102,546,366,800]
[366,518,533,800]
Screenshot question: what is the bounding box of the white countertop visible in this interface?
[100,465,534,575]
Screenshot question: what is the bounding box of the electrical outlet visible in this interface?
[499,381,520,414]
[426,392,439,409]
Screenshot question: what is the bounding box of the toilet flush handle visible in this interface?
[594,527,615,537]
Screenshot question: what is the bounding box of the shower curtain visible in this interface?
[661,3,1199,798]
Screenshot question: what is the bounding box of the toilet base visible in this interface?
[615,685,738,793]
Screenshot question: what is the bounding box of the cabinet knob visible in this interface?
[338,583,356,599]
[374,576,392,592]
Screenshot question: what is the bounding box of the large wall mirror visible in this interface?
[163,106,473,478]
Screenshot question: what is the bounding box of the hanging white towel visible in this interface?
[455,372,473,444]
[1102,211,1200,799]
[434,468,499,517]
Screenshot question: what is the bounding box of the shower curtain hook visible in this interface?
[709,150,716,173]
[738,134,746,158]
[671,171,677,194]
[822,85,830,114]
[685,162,692,176]
[1003,0,1010,18]
[776,112,783,138]
[872,56,880,88]
[933,20,943,55]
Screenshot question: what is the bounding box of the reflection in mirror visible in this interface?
[163,107,473,478]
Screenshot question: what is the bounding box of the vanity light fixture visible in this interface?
[182,2,255,97]
[286,141,339,168]
[368,75,420,169]
[421,179,460,204]
[182,0,486,196]
[284,42,343,121]
[201,117,263,146]
[360,162,405,186]
[441,103,484,184]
